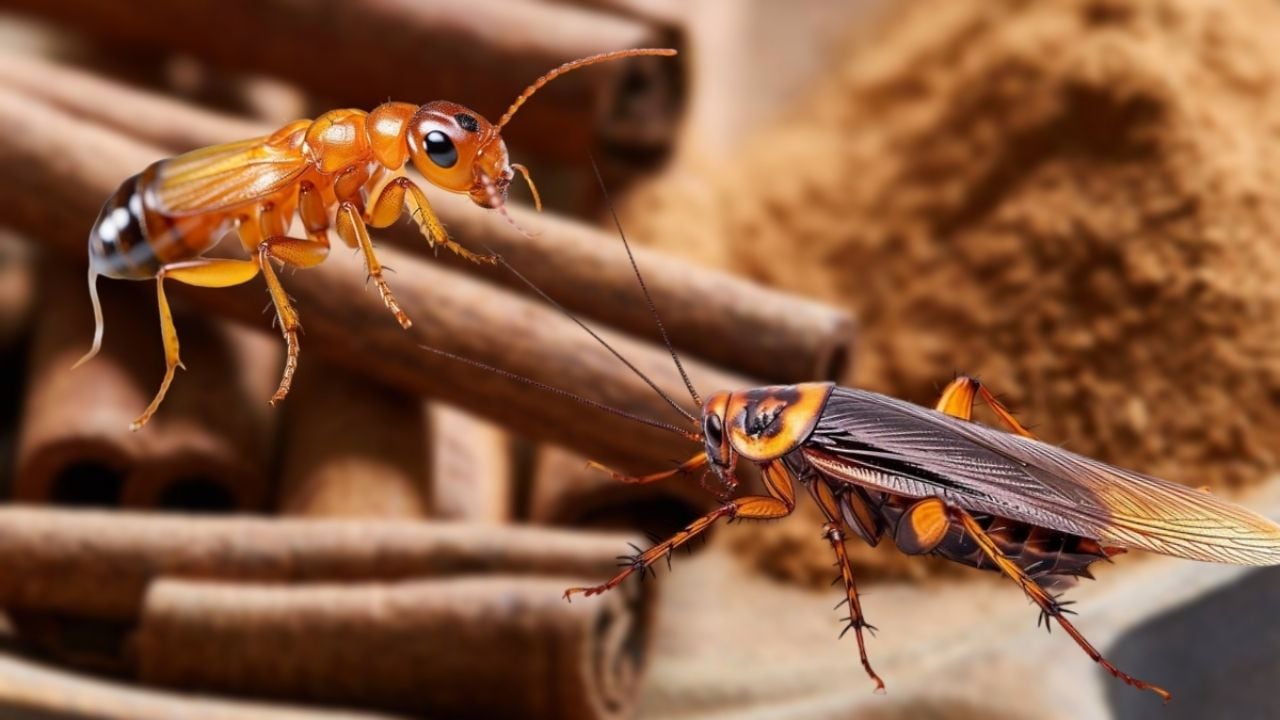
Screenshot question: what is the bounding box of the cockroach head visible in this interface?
[407,101,513,208]
[716,384,835,462]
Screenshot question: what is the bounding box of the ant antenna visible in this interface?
[418,344,697,441]
[588,156,702,407]
[496,48,678,130]
[472,232,697,424]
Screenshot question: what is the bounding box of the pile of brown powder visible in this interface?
[625,0,1280,583]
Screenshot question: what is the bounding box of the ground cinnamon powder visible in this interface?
[625,0,1280,583]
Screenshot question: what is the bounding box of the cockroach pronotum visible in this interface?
[75,48,676,430]
[422,174,1280,704]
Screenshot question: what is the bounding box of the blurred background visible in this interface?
[0,0,1279,718]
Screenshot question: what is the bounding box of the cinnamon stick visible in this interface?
[136,576,649,720]
[0,652,411,720]
[0,507,642,620]
[1,0,681,165]
[0,230,34,351]
[0,51,265,153]
[428,403,513,524]
[0,86,741,466]
[15,262,276,511]
[0,54,855,384]
[278,360,431,519]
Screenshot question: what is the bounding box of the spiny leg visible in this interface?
[368,176,497,265]
[804,475,884,692]
[564,494,794,601]
[935,375,1036,438]
[335,202,410,329]
[824,522,885,693]
[255,236,329,405]
[132,258,260,430]
[949,505,1170,702]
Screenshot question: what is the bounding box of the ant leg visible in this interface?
[335,202,410,329]
[132,258,260,430]
[563,492,794,601]
[585,453,707,485]
[949,505,1171,703]
[367,177,498,265]
[934,375,1036,439]
[255,236,330,405]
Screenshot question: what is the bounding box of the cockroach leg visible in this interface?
[823,522,886,693]
[949,505,1171,703]
[935,375,1037,438]
[254,236,331,405]
[368,176,497,265]
[801,472,885,691]
[564,493,795,601]
[585,453,707,485]
[132,258,261,430]
[335,203,410,329]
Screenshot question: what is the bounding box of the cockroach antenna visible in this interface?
[416,344,697,441]
[466,237,698,425]
[588,156,701,407]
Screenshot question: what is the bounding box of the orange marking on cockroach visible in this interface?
[419,174,1280,703]
[75,48,677,429]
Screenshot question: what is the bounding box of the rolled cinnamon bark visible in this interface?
[0,507,641,621]
[428,403,512,524]
[0,87,743,466]
[0,230,34,351]
[1,0,682,165]
[278,360,431,518]
[0,652,411,720]
[529,444,715,540]
[14,263,138,507]
[15,262,277,511]
[0,57,854,385]
[0,51,265,154]
[136,576,649,720]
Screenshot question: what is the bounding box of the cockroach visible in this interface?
[74,48,676,430]
[423,173,1280,704]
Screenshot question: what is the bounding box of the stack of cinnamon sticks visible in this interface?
[0,2,856,718]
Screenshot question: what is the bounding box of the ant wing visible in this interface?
[146,132,309,217]
[803,387,1280,566]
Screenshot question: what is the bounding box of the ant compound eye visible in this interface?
[424,130,458,168]
[703,413,724,449]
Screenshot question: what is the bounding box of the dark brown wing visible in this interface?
[144,135,309,216]
[803,387,1280,565]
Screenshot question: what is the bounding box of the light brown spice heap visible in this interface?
[625,0,1280,583]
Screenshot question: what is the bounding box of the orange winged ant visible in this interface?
[418,163,1280,703]
[75,48,676,429]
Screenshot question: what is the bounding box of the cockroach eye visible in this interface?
[703,413,724,449]
[424,130,458,168]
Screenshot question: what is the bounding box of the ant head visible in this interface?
[407,101,513,208]
[717,384,835,462]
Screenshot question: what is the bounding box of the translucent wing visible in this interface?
[145,134,309,216]
[804,387,1280,565]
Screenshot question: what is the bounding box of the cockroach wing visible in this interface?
[146,135,309,216]
[804,387,1280,566]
